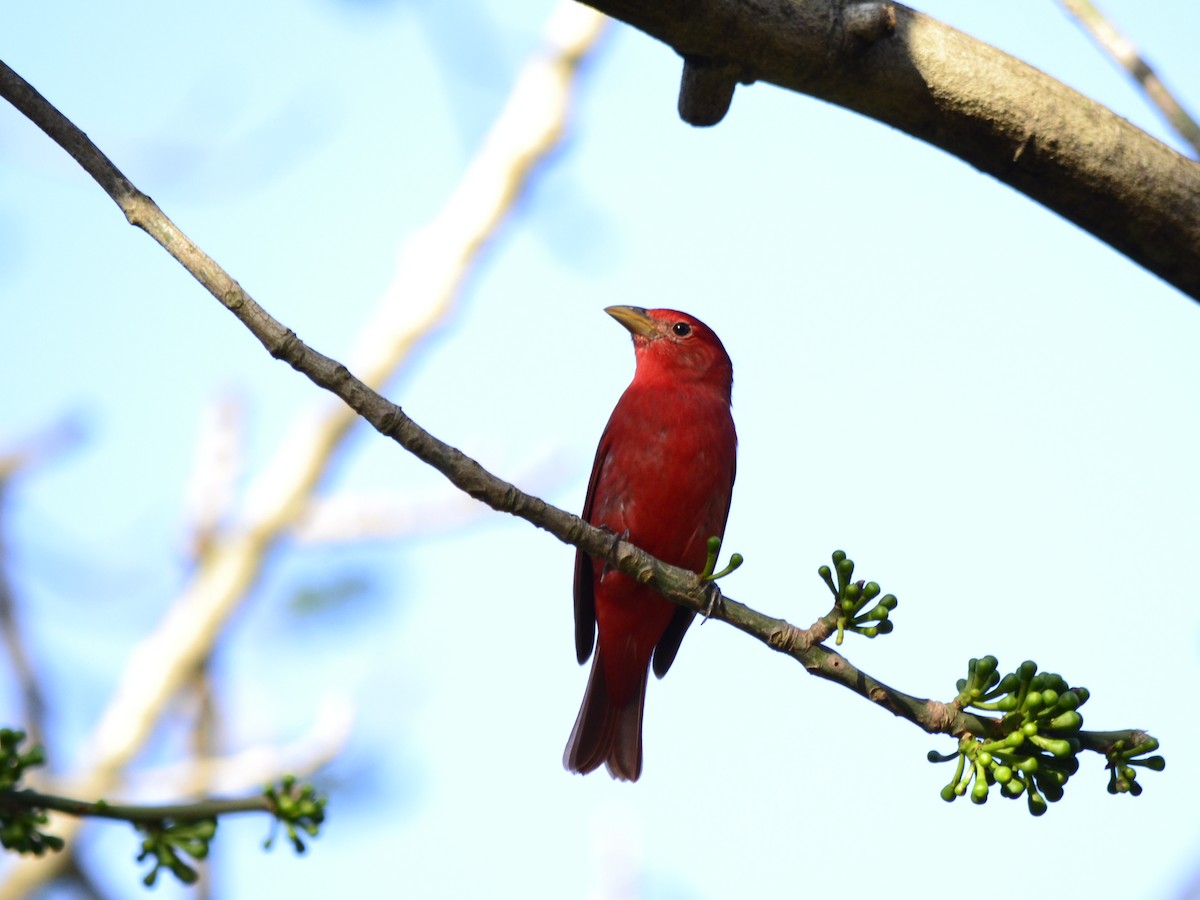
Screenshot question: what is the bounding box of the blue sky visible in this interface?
[2,1,1198,898]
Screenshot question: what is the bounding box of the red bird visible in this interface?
[564,306,737,781]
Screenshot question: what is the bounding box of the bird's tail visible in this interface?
[563,651,646,782]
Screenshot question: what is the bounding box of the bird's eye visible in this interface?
[672,322,692,337]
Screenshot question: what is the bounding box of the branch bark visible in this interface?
[575,0,1200,301]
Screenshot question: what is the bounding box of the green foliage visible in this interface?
[264,775,326,854]
[930,657,1164,815]
[0,729,63,856]
[137,817,217,887]
[2,727,328,888]
[1105,737,1165,797]
[819,550,898,644]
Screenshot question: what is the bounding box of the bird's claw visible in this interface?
[600,527,630,579]
[700,581,725,620]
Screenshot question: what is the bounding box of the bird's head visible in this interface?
[605,306,733,391]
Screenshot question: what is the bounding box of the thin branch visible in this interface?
[572,0,1200,301]
[1058,0,1200,157]
[0,4,607,895]
[0,789,274,826]
[0,4,1142,755]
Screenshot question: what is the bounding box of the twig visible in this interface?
[0,789,276,825]
[1058,0,1200,157]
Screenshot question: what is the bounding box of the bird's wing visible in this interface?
[573,425,614,664]
[652,445,736,678]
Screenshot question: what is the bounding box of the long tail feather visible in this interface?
[563,652,646,782]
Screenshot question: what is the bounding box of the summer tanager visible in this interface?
[564,306,737,781]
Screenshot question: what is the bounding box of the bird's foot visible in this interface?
[600,527,631,578]
[700,581,725,620]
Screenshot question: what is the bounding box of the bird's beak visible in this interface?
[605,306,657,340]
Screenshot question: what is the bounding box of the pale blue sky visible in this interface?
[2,2,1198,898]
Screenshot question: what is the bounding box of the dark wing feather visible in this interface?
[573,426,614,664]
[651,606,695,678]
[652,438,737,678]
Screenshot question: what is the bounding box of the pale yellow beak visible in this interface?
[605,305,657,339]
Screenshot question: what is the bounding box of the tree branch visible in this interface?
[1058,0,1200,157]
[574,0,1200,301]
[0,23,1119,752]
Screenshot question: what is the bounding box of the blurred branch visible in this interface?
[0,420,85,755]
[124,695,353,798]
[183,393,245,562]
[0,3,606,894]
[0,484,46,756]
[294,449,572,543]
[574,0,1200,301]
[1058,0,1200,157]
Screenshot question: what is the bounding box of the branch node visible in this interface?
[678,56,741,127]
[768,623,807,654]
[926,700,957,731]
[269,329,301,363]
[844,3,897,43]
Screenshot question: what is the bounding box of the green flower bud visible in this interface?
[1001,777,1024,798]
[1046,710,1083,732]
[1055,690,1082,712]
[1029,734,1074,757]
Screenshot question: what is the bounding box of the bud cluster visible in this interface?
[933,657,1091,815]
[819,550,898,645]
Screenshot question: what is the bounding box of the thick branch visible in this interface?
[575,0,1200,301]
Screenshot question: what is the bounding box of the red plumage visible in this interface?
[564,306,736,781]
